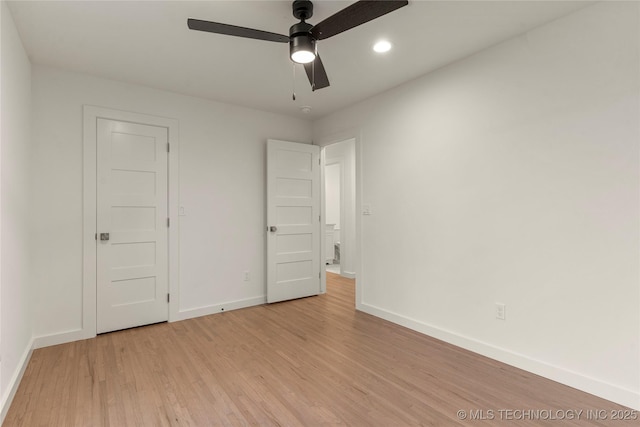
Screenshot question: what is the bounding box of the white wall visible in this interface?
[0,0,33,419]
[324,139,356,278]
[313,1,639,409]
[30,65,312,338]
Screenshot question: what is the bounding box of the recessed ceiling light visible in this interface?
[373,40,392,53]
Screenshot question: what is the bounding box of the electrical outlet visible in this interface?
[243,271,250,282]
[496,303,506,320]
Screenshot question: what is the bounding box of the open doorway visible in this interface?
[323,139,356,279]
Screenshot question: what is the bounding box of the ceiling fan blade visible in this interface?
[304,55,330,91]
[311,0,408,40]
[187,19,289,43]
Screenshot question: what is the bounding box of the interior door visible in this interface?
[267,139,321,303]
[97,118,169,333]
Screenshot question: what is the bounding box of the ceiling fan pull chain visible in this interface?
[311,42,320,92]
[311,45,316,92]
[292,63,297,101]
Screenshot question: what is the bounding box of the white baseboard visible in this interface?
[359,302,640,410]
[30,296,268,349]
[32,296,267,348]
[174,295,266,322]
[33,328,94,349]
[0,337,35,424]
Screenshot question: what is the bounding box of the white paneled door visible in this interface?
[267,140,320,303]
[97,119,169,333]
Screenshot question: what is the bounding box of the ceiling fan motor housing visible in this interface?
[289,21,316,63]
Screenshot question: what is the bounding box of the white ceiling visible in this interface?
[8,0,591,119]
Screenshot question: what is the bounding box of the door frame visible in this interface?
[82,106,179,338]
[318,130,362,308]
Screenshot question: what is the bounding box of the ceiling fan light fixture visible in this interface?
[290,34,316,64]
[291,48,316,64]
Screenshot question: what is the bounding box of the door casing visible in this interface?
[82,106,179,338]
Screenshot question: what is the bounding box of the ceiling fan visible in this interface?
[187,0,409,91]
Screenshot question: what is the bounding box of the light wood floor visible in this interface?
[5,273,635,426]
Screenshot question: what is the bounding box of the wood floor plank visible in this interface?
[4,273,636,426]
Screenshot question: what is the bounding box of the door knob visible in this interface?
[269,226,277,232]
[100,233,110,241]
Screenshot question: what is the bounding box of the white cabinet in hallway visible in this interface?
[325,224,335,264]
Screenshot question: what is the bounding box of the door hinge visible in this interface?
[95,233,97,241]
[167,217,170,227]
[319,215,321,222]
[167,293,170,303]
[167,143,170,153]
[319,272,321,279]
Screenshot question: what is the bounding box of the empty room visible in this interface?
[1,0,639,425]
